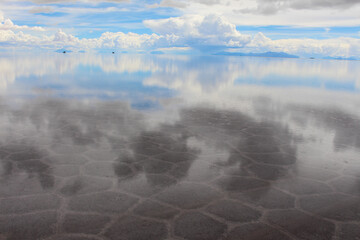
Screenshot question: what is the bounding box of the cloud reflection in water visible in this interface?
[0,53,360,240]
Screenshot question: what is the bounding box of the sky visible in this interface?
[0,0,360,57]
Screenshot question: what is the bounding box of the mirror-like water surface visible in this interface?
[1,53,360,240]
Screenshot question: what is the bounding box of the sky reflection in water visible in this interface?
[0,53,360,240]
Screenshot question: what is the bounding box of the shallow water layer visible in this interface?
[0,53,360,240]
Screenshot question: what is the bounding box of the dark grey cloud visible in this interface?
[152,0,188,9]
[237,0,360,15]
[193,0,221,5]
[288,0,360,9]
[153,0,220,8]
[29,6,54,14]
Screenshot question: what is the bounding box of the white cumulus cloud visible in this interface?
[0,17,45,31]
[0,13,360,58]
[247,32,360,57]
[144,14,251,47]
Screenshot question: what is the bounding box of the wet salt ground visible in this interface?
[0,100,359,240]
[1,54,360,240]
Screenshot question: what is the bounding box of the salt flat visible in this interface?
[0,53,360,240]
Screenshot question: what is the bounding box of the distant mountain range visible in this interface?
[214,51,299,58]
[322,56,358,61]
[52,49,358,60]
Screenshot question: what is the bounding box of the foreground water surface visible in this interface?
[0,53,360,240]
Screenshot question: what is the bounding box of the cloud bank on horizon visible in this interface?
[0,0,360,57]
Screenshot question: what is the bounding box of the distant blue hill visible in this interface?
[150,50,164,55]
[214,51,299,58]
[55,49,72,53]
[323,56,358,61]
